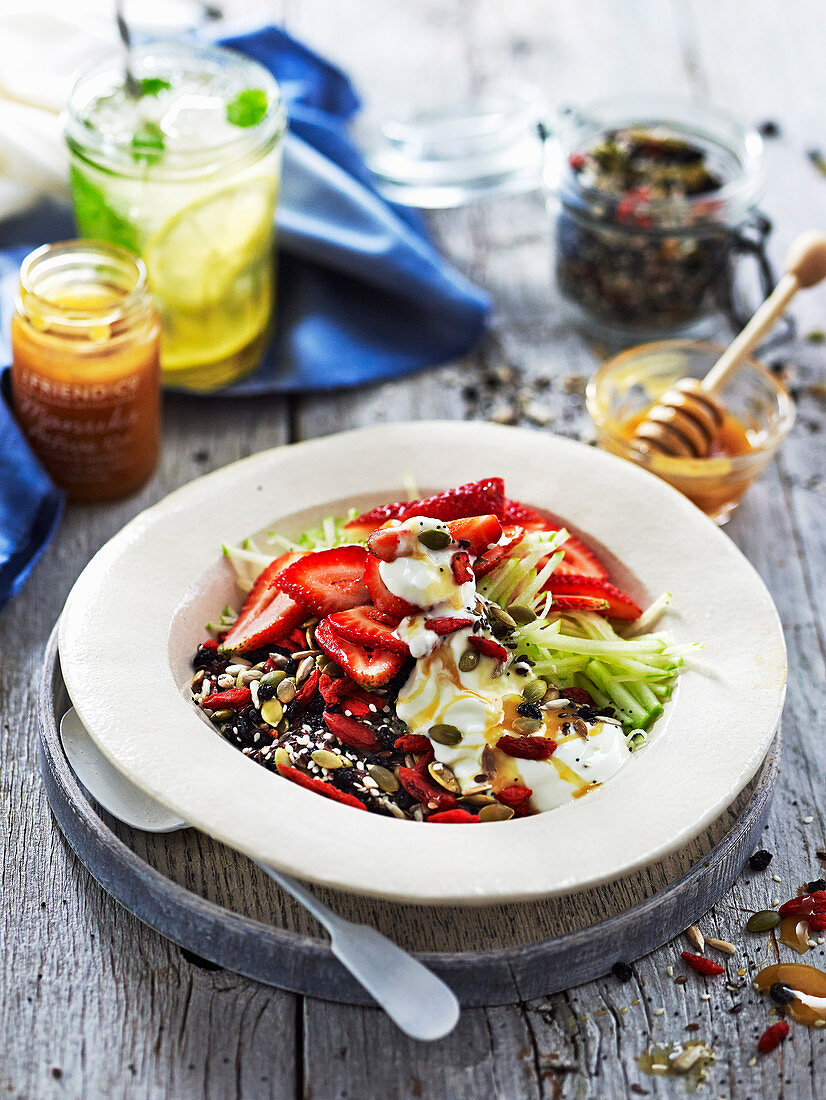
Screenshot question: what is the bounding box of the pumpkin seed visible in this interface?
[276,678,296,703]
[428,723,463,746]
[296,656,316,684]
[261,670,286,688]
[316,654,332,673]
[460,793,497,807]
[312,749,343,769]
[522,679,547,705]
[508,602,537,625]
[260,699,284,726]
[418,527,451,551]
[274,746,292,770]
[368,765,399,793]
[479,803,514,822]
[746,910,781,933]
[323,662,344,679]
[512,716,543,735]
[428,761,461,794]
[488,605,517,633]
[211,709,234,721]
[458,650,479,673]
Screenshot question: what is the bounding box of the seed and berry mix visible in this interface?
[190,478,687,820]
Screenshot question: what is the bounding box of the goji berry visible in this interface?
[323,710,381,751]
[277,764,366,811]
[496,784,533,807]
[340,686,386,717]
[284,626,308,651]
[680,952,725,976]
[425,617,474,635]
[427,809,479,824]
[413,746,435,774]
[564,687,594,708]
[757,1020,789,1053]
[450,551,473,585]
[497,735,557,760]
[395,734,432,754]
[201,687,252,710]
[397,767,458,810]
[319,674,353,705]
[778,890,826,919]
[294,668,320,706]
[468,636,509,661]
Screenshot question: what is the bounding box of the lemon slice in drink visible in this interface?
[145,179,276,311]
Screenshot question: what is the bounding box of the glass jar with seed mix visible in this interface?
[543,97,767,342]
[65,42,286,391]
[11,240,160,502]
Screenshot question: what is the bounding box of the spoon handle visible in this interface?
[254,862,460,1041]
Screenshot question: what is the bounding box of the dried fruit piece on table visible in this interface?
[468,636,509,661]
[498,735,557,760]
[394,734,433,755]
[681,951,724,976]
[201,687,252,710]
[397,767,458,811]
[323,710,381,752]
[757,1020,789,1054]
[277,764,367,810]
[425,617,474,635]
[427,809,480,824]
[450,551,474,584]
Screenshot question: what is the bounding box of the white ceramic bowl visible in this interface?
[59,422,786,905]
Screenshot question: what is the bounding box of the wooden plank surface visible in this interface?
[1,0,825,1097]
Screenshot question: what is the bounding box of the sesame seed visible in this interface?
[772,874,782,883]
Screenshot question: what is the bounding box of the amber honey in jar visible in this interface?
[11,241,161,502]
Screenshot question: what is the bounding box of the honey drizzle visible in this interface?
[754,962,826,1027]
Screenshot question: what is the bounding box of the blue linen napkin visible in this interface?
[0,370,63,614]
[0,25,490,395]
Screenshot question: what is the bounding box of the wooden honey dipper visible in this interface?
[631,230,826,458]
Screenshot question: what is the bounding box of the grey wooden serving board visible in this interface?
[38,628,780,1008]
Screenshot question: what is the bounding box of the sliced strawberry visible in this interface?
[446,514,503,555]
[278,546,370,617]
[399,478,505,522]
[450,551,474,585]
[546,533,608,580]
[220,552,307,653]
[501,498,551,530]
[551,595,609,613]
[473,525,524,578]
[366,524,406,562]
[343,501,409,539]
[364,554,418,618]
[327,605,408,654]
[315,617,407,688]
[543,575,642,620]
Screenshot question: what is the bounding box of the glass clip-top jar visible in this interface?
[65,41,286,392]
[543,97,774,344]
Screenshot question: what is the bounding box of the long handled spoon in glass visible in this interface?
[59,707,460,1041]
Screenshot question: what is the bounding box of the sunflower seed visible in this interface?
[276,679,297,703]
[225,661,251,673]
[685,925,705,953]
[479,804,514,822]
[368,765,399,793]
[290,649,318,661]
[429,724,463,746]
[312,749,343,769]
[461,781,493,797]
[428,761,461,793]
[240,668,263,684]
[191,669,205,689]
[481,745,497,778]
[296,656,316,684]
[705,937,736,955]
[267,653,290,670]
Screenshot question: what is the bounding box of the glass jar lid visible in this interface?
[543,96,765,230]
[367,82,546,208]
[65,41,285,181]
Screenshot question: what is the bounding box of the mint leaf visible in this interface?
[226,88,268,128]
[138,77,171,97]
[131,121,165,164]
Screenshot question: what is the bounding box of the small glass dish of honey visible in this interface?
[586,339,795,523]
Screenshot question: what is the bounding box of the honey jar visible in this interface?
[11,241,161,502]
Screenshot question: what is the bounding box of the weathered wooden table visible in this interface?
[2,1,825,1096]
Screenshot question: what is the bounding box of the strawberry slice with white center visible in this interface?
[501,498,550,531]
[445,514,503,555]
[278,545,371,617]
[343,501,408,540]
[549,534,609,580]
[315,618,407,688]
[473,525,524,578]
[366,524,406,562]
[543,575,642,620]
[399,478,505,522]
[363,554,418,618]
[221,552,306,653]
[326,606,409,654]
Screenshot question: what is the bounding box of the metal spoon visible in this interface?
[114,0,142,99]
[59,708,460,1041]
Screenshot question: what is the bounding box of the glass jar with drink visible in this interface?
[65,42,286,391]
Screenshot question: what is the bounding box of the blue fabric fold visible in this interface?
[0,370,63,614]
